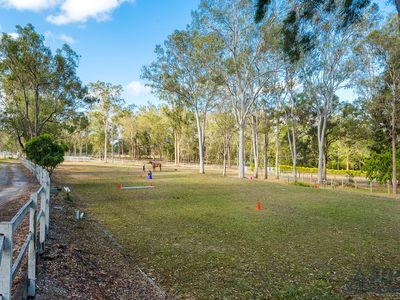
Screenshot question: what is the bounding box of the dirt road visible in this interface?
[0,163,30,206]
[0,162,39,221]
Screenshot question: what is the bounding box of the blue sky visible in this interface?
[0,0,395,106]
[0,0,200,106]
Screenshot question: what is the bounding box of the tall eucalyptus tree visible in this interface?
[198,0,278,178]
[88,81,123,163]
[142,28,222,174]
[0,24,86,148]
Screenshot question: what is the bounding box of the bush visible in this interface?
[279,165,365,177]
[292,181,311,188]
[24,134,68,177]
[364,149,400,184]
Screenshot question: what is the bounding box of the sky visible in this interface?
[0,0,395,106]
[0,0,200,106]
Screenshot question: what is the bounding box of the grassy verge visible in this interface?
[56,162,400,299]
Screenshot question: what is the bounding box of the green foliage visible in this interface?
[255,0,371,62]
[279,164,365,177]
[24,134,68,177]
[364,149,400,184]
[292,181,311,187]
[250,162,255,172]
[0,24,86,146]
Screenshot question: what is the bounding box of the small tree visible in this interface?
[365,149,400,185]
[24,134,68,177]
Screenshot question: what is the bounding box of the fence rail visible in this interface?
[0,159,50,300]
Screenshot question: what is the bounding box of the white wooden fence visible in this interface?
[0,159,50,300]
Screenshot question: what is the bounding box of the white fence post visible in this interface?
[0,158,51,298]
[0,224,13,300]
[45,173,50,232]
[27,194,37,297]
[39,189,47,254]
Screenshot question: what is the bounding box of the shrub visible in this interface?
[293,181,311,188]
[279,165,365,177]
[364,149,400,184]
[24,134,68,177]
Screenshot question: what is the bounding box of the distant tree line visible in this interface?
[0,0,399,197]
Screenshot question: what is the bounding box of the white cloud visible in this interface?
[126,81,151,97]
[47,0,130,25]
[58,33,75,44]
[0,0,59,11]
[0,0,131,25]
[8,32,19,39]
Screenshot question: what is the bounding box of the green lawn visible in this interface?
[56,162,400,299]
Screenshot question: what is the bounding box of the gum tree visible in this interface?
[198,0,276,178]
[364,16,400,197]
[0,24,85,148]
[142,28,221,174]
[88,81,123,163]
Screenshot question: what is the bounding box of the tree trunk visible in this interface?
[174,132,178,166]
[174,132,180,166]
[111,129,114,163]
[34,85,39,137]
[317,112,327,183]
[264,129,269,180]
[195,111,205,174]
[292,136,297,181]
[238,120,246,178]
[223,143,227,176]
[286,126,297,181]
[104,119,108,163]
[275,117,280,179]
[392,89,397,198]
[177,137,180,165]
[250,115,259,178]
[324,141,328,181]
[228,145,231,168]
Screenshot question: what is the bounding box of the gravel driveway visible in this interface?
[0,163,30,207]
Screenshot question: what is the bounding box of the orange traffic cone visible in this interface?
[150,182,154,187]
[118,183,121,190]
[256,201,261,210]
[314,183,318,189]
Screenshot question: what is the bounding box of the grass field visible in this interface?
[56,162,400,299]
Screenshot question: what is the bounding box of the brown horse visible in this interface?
[149,160,162,171]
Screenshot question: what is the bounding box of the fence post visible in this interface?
[369,181,372,193]
[0,224,13,300]
[39,189,46,254]
[27,195,37,297]
[45,173,50,232]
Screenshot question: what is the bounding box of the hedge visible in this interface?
[278,165,365,177]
